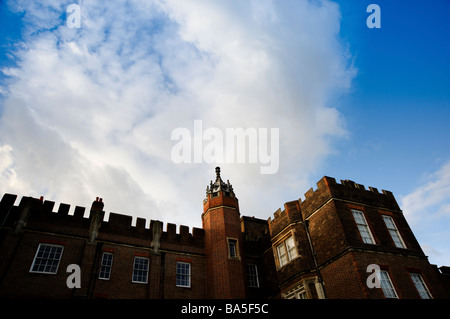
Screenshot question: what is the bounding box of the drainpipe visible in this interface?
[303,219,327,299]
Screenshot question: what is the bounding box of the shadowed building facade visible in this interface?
[0,168,448,298]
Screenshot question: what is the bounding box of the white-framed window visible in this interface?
[382,215,406,248]
[277,243,288,267]
[228,238,238,259]
[284,285,308,299]
[285,236,298,260]
[410,273,432,299]
[295,289,307,299]
[276,235,298,267]
[132,257,149,283]
[99,252,113,280]
[30,243,64,274]
[176,262,191,288]
[380,270,398,298]
[247,264,259,288]
[352,209,376,244]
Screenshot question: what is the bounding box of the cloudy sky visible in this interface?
[0,0,449,267]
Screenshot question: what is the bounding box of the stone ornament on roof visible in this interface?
[206,167,234,197]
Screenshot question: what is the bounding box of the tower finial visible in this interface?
[215,167,221,180]
[206,166,235,197]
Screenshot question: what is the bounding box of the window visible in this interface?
[380,270,398,298]
[410,273,432,299]
[277,243,288,267]
[30,243,64,274]
[99,252,113,280]
[295,289,307,299]
[276,235,298,267]
[382,215,406,248]
[176,262,191,288]
[228,239,238,259]
[352,209,375,244]
[285,236,298,260]
[284,286,307,299]
[247,264,259,288]
[132,257,149,283]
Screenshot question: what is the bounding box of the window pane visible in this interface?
[352,210,375,244]
[380,270,398,298]
[285,236,297,261]
[228,240,237,258]
[296,290,307,299]
[176,262,191,287]
[132,257,149,283]
[99,253,113,280]
[410,273,432,299]
[389,230,405,248]
[30,244,64,274]
[382,215,406,248]
[382,215,395,229]
[277,243,287,267]
[352,211,365,224]
[247,264,259,288]
[357,225,374,244]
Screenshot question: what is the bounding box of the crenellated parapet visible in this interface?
[299,176,400,219]
[267,200,301,237]
[267,176,401,236]
[0,193,204,251]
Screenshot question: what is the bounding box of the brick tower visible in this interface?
[202,167,247,298]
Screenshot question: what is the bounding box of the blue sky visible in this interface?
[327,0,450,193]
[0,0,449,268]
[320,0,450,267]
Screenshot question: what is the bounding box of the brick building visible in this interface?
[0,167,448,298]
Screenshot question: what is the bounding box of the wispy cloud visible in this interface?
[400,161,450,223]
[400,160,450,266]
[0,0,355,227]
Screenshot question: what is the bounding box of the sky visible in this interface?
[0,0,449,267]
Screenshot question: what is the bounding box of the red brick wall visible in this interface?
[321,251,367,299]
[0,232,85,298]
[267,176,450,299]
[162,253,206,299]
[350,251,449,299]
[202,192,247,298]
[0,194,208,299]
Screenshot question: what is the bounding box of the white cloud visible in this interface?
[0,0,355,228]
[400,161,450,224]
[399,160,450,266]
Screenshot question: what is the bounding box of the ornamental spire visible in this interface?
[215,166,221,182]
[206,167,235,197]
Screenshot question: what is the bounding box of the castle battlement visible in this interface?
[299,176,400,219]
[301,176,396,200]
[0,193,204,248]
[268,176,401,232]
[267,201,301,236]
